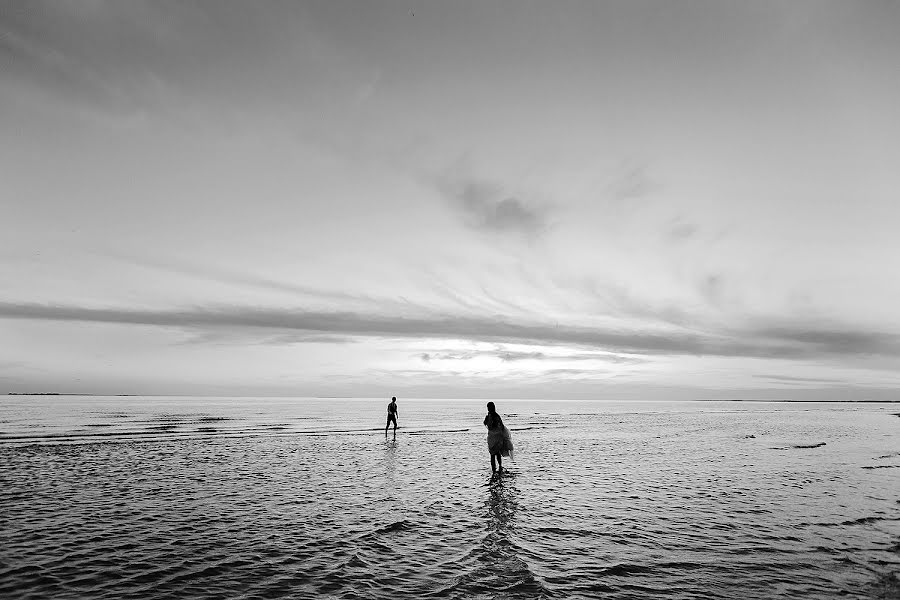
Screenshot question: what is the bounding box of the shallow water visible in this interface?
[1,397,898,599]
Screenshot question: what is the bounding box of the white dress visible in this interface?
[485,414,514,458]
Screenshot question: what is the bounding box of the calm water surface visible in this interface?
[1,397,898,599]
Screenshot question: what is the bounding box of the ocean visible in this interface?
[1,396,898,599]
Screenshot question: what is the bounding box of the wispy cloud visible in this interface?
[757,374,850,386]
[180,329,356,346]
[436,175,548,237]
[565,276,692,328]
[3,300,899,361]
[104,250,383,308]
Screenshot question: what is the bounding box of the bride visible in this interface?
[483,402,514,473]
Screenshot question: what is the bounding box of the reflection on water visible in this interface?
[384,435,398,479]
[467,473,553,598]
[486,472,518,535]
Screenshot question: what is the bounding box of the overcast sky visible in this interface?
[2,0,900,399]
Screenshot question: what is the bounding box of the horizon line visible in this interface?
[3,393,897,403]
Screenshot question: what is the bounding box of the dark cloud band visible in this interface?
[2,301,898,360]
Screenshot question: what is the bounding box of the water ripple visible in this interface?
[1,398,898,599]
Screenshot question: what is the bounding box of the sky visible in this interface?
[2,0,900,399]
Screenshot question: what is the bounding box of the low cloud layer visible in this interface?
[2,301,899,361]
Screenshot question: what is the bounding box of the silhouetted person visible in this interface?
[484,401,513,473]
[385,396,398,435]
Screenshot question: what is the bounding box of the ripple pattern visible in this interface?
[1,398,898,599]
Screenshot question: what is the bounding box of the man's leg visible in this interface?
[491,454,497,472]
[497,454,503,472]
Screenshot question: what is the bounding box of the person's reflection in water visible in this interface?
[486,474,517,535]
[383,434,399,493]
[384,435,397,463]
[474,474,548,595]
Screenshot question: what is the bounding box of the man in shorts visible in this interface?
[385,396,399,435]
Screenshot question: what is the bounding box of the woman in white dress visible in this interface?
[483,402,513,473]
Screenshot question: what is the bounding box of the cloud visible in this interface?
[3,300,900,361]
[180,329,356,346]
[565,275,693,328]
[436,176,548,237]
[753,326,900,356]
[757,374,850,386]
[420,350,545,362]
[418,348,645,363]
[104,250,383,308]
[538,368,608,379]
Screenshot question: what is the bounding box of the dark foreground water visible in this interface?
[1,397,898,599]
